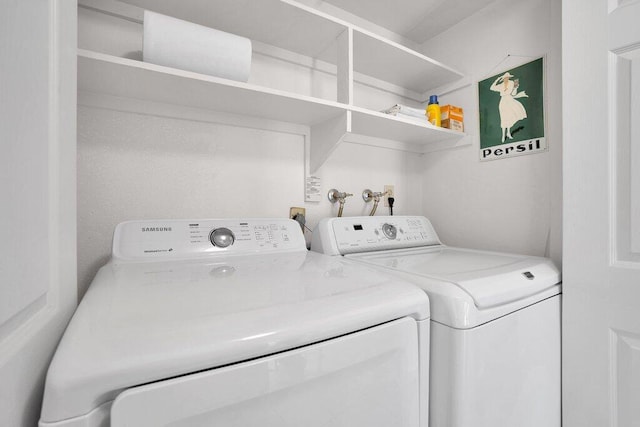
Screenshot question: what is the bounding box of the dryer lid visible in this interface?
[348,246,561,309]
[40,250,429,424]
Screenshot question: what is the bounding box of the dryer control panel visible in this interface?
[312,216,441,255]
[112,218,306,261]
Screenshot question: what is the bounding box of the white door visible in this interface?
[0,1,77,426]
[563,1,640,426]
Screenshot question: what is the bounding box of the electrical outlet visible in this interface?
[384,185,394,207]
[289,207,306,230]
[290,207,305,219]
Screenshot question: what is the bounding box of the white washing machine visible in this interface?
[311,215,561,427]
[39,218,431,427]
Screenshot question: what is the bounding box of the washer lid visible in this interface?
[40,251,429,424]
[348,246,561,309]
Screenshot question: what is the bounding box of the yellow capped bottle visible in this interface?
[427,95,441,127]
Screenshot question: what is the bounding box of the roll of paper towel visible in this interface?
[143,11,252,82]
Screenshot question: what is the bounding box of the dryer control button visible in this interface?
[382,223,397,239]
[210,228,235,248]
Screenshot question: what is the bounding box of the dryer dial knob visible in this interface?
[382,223,397,239]
[209,228,235,248]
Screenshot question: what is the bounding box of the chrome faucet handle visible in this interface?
[328,189,353,203]
[362,189,388,203]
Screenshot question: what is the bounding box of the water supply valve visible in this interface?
[362,189,389,216]
[327,189,353,217]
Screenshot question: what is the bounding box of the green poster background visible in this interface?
[478,57,545,149]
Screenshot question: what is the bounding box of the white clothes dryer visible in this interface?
[39,218,430,427]
[311,215,561,427]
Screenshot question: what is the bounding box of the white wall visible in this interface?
[77,103,421,296]
[418,0,562,267]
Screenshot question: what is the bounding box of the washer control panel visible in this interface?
[315,216,441,255]
[112,218,306,261]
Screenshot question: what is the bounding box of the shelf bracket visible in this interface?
[310,111,350,173]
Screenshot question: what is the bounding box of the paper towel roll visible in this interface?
[382,104,428,119]
[143,11,252,82]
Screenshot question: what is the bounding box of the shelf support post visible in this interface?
[337,28,353,105]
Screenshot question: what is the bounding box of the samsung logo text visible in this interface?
[141,227,173,232]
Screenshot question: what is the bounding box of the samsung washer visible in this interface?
[40,218,430,427]
[311,215,561,427]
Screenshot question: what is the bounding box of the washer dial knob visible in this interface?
[381,223,397,239]
[209,227,235,248]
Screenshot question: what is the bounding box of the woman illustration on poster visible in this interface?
[490,72,529,142]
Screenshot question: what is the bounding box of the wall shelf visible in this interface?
[79,49,466,172]
[113,0,465,95]
[78,50,347,126]
[311,108,466,172]
[352,28,464,93]
[78,0,468,173]
[113,0,345,64]
[350,107,464,145]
